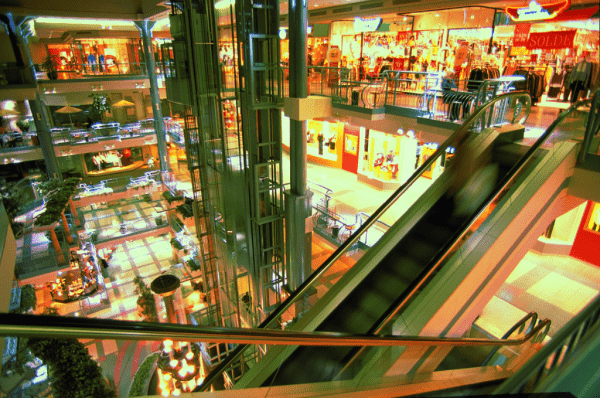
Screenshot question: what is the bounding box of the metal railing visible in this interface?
[197,91,532,391]
[0,132,38,150]
[0,312,550,348]
[37,62,147,80]
[75,171,162,199]
[49,119,178,146]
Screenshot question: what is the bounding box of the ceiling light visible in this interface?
[403,16,407,21]
[435,12,440,17]
[35,17,133,27]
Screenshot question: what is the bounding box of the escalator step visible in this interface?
[399,237,440,264]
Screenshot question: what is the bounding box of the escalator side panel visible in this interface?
[371,141,579,380]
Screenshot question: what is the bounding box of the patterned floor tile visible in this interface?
[527,272,598,315]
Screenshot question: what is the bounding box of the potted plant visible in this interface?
[41,56,58,80]
[89,94,112,125]
[16,119,30,133]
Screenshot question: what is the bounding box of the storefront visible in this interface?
[82,145,156,176]
[49,250,98,303]
[494,5,599,102]
[282,112,344,168]
[46,38,145,78]
[357,128,424,189]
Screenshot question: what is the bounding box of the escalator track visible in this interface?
[263,136,545,386]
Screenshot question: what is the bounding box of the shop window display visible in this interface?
[84,147,143,174]
[305,120,341,161]
[359,129,417,184]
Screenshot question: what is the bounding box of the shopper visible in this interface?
[442,69,457,118]
[147,155,155,169]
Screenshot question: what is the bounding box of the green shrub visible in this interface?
[170,238,184,250]
[128,353,159,397]
[134,277,158,323]
[35,177,80,227]
[19,284,37,313]
[27,337,116,398]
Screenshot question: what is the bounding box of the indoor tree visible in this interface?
[89,93,112,123]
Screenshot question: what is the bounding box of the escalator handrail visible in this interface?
[494,284,600,393]
[481,312,538,366]
[0,313,550,348]
[198,90,533,390]
[578,88,600,164]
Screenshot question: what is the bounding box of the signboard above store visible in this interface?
[505,0,571,22]
[353,17,383,33]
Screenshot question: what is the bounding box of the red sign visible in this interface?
[526,30,576,49]
[513,23,531,46]
[392,58,405,70]
[396,31,410,43]
[506,0,571,22]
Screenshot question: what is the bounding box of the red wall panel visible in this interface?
[570,201,600,267]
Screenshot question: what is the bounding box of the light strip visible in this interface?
[35,17,134,27]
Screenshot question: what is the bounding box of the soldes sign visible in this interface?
[526,30,576,49]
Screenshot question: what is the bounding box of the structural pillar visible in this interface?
[135,20,169,173]
[6,13,62,179]
[60,211,74,244]
[69,199,81,227]
[285,0,313,292]
[49,227,65,265]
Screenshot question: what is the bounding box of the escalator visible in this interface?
[200,91,592,392]
[260,127,543,386]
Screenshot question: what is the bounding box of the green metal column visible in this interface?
[6,13,61,180]
[135,20,169,173]
[285,0,313,292]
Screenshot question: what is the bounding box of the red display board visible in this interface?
[526,30,576,49]
[342,125,360,174]
[570,201,600,267]
[513,23,531,47]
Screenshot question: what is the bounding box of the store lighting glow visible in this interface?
[214,0,235,9]
[35,17,134,27]
[505,0,571,22]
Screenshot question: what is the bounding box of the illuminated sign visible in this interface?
[505,0,571,21]
[353,17,383,33]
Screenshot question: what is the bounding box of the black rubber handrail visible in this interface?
[0,313,550,348]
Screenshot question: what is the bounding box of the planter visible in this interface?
[170,238,184,250]
[176,204,194,219]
